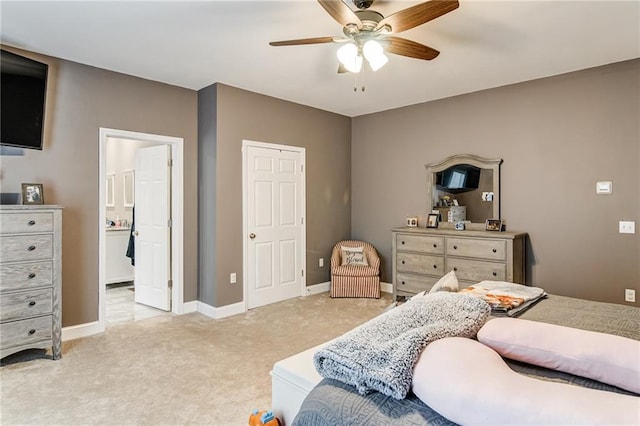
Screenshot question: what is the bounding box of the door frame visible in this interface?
[98,128,185,331]
[241,140,306,310]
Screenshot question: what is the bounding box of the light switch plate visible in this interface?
[596,181,612,194]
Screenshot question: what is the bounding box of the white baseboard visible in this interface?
[381,282,393,294]
[304,281,330,295]
[182,300,198,314]
[62,321,104,342]
[197,301,246,319]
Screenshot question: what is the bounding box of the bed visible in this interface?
[272,294,640,425]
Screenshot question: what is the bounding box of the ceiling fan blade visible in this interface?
[317,0,362,29]
[384,36,440,60]
[269,36,337,46]
[376,0,459,33]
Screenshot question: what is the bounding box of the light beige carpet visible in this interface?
[0,292,392,425]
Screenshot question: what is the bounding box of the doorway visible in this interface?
[98,128,184,331]
[242,140,306,310]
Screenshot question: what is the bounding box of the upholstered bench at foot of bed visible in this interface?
[271,343,327,425]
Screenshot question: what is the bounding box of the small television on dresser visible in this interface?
[0,49,48,150]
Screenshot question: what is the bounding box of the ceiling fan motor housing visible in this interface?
[353,0,373,10]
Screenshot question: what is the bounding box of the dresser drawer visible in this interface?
[446,237,506,261]
[397,252,444,276]
[446,258,506,282]
[396,234,444,255]
[396,273,440,295]
[0,212,54,234]
[0,235,53,263]
[0,315,52,350]
[0,261,53,292]
[0,288,52,322]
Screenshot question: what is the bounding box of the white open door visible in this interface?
[247,145,304,309]
[134,145,171,311]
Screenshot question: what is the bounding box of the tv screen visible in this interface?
[436,164,481,194]
[1,49,48,150]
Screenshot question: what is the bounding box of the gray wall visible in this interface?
[352,59,640,305]
[198,84,351,307]
[0,47,198,326]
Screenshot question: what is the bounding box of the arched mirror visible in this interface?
[426,154,502,228]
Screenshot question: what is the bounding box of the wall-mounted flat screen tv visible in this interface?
[1,49,48,150]
[436,164,481,194]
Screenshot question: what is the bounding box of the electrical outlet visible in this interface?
[230,273,236,284]
[625,289,635,303]
[619,221,635,234]
[319,258,324,268]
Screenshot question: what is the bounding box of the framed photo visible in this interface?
[427,213,439,228]
[406,216,418,227]
[21,183,44,205]
[486,219,502,232]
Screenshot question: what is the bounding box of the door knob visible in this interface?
[249,233,256,239]
[134,231,139,236]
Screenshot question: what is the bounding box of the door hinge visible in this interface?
[168,219,172,228]
[168,159,173,167]
[301,164,304,173]
[301,270,304,277]
[301,217,304,225]
[168,279,173,289]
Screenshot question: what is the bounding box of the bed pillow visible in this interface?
[428,270,459,294]
[477,318,640,394]
[412,337,639,426]
[340,247,368,266]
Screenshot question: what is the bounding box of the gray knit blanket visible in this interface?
[313,292,491,399]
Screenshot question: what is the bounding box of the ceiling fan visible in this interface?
[269,0,459,74]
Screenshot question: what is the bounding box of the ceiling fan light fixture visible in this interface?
[337,43,363,73]
[363,39,388,71]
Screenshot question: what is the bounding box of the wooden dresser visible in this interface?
[392,227,526,298]
[0,205,62,360]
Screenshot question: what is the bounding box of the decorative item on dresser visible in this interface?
[392,227,526,298]
[0,205,62,360]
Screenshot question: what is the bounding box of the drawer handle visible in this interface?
[28,301,36,307]
[492,272,497,277]
[433,264,437,269]
[401,241,405,245]
[401,261,405,264]
[453,267,458,271]
[492,249,497,253]
[28,245,36,251]
[453,245,458,250]
[28,329,36,335]
[401,281,405,285]
[433,244,437,248]
[28,273,37,279]
[28,220,36,226]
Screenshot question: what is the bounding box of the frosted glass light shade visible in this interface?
[363,40,388,71]
[337,43,363,73]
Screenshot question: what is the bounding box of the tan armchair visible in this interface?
[330,240,381,298]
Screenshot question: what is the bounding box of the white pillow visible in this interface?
[412,337,640,426]
[428,270,459,294]
[409,271,459,301]
[477,317,640,394]
[340,247,368,266]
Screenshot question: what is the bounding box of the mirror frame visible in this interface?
[426,154,503,228]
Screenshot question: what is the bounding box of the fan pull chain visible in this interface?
[353,66,366,92]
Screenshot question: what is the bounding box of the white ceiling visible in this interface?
[1,1,638,117]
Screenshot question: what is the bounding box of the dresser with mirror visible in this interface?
[392,154,527,298]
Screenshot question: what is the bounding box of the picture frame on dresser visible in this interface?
[486,219,502,232]
[21,183,44,205]
[426,214,439,228]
